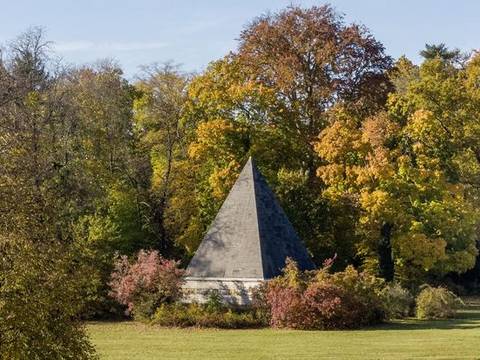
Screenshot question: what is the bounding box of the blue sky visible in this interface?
[1,0,478,77]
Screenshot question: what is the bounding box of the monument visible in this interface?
[183,157,315,305]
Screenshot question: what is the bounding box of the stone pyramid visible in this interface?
[186,157,315,280]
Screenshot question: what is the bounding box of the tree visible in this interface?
[315,52,480,284]
[133,63,190,254]
[385,53,480,285]
[0,28,96,359]
[235,4,392,178]
[420,43,461,62]
[180,5,392,264]
[63,61,140,210]
[0,234,97,360]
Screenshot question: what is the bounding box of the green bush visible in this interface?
[152,303,265,329]
[381,283,413,319]
[251,282,271,325]
[204,290,225,313]
[415,286,463,319]
[327,266,386,327]
[0,235,97,360]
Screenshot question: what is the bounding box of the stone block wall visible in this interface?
[182,277,263,306]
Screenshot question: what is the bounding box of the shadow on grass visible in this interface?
[372,305,480,331]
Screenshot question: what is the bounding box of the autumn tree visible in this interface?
[386,50,480,284]
[316,51,480,284]
[237,5,392,178]
[64,62,152,249]
[181,5,392,264]
[0,234,97,359]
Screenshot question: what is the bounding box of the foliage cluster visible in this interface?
[0,28,102,359]
[152,302,265,329]
[178,4,480,289]
[147,260,421,331]
[109,256,465,330]
[109,250,185,320]
[415,286,464,319]
[263,259,386,329]
[0,234,97,360]
[380,283,414,319]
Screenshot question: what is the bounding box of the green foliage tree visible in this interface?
[386,52,480,285]
[0,234,97,360]
[59,60,156,316]
[0,28,96,359]
[133,63,190,255]
[420,43,461,62]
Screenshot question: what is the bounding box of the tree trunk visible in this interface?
[378,222,394,281]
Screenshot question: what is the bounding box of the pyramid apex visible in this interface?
[245,155,257,169]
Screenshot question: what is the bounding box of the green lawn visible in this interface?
[88,301,480,360]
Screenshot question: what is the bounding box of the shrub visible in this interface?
[381,283,413,319]
[267,283,309,329]
[152,303,264,329]
[251,282,272,325]
[204,290,225,313]
[415,285,463,319]
[327,266,385,327]
[302,281,348,329]
[266,260,386,329]
[0,234,97,360]
[109,250,185,320]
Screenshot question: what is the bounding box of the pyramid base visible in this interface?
[182,277,263,307]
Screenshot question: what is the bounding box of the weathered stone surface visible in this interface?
[186,157,314,280]
[183,278,262,306]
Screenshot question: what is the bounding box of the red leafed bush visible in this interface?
[266,259,386,329]
[267,278,348,330]
[302,282,346,329]
[109,250,185,319]
[267,284,310,329]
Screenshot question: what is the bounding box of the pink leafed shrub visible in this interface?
[109,250,185,319]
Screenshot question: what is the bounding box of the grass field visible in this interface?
[88,300,480,360]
